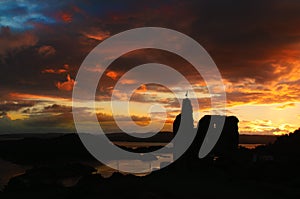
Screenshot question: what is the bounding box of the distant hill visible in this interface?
[239,134,277,144]
[0,132,277,144]
[0,133,67,140]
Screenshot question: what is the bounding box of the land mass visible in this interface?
[0,132,278,144]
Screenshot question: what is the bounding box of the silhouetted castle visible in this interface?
[172,97,195,160]
[196,115,239,156]
[173,98,194,136]
[172,97,239,166]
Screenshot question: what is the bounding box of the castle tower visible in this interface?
[173,94,194,136]
[181,97,194,130]
[173,93,194,160]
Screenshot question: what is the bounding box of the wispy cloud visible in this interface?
[56,74,76,91]
[276,103,296,110]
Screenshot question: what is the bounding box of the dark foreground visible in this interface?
[1,159,300,199]
[0,130,300,199]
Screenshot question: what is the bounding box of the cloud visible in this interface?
[239,119,297,135]
[0,111,74,134]
[224,76,300,107]
[42,104,72,113]
[0,112,7,117]
[106,71,119,80]
[136,84,147,93]
[42,64,70,74]
[9,92,70,102]
[83,29,110,41]
[96,112,150,123]
[276,103,296,110]
[58,12,73,23]
[38,45,56,57]
[42,69,67,74]
[119,78,137,85]
[56,74,76,91]
[0,0,55,30]
[0,26,38,56]
[96,112,152,130]
[1,0,300,134]
[0,102,91,134]
[0,101,36,112]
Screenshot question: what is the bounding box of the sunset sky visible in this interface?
[0,0,299,135]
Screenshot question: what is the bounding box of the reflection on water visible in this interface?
[114,141,173,149]
[93,153,173,178]
[91,142,173,177]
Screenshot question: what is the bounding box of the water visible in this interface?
[93,153,173,177]
[85,141,173,177]
[114,141,173,149]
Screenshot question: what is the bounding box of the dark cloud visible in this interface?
[186,0,300,84]
[0,26,38,57]
[0,112,74,134]
[0,101,36,112]
[1,0,300,91]
[23,112,74,128]
[43,104,72,113]
[38,45,56,57]
[0,112,7,117]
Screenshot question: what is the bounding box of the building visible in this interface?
[172,96,239,167]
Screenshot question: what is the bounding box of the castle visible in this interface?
[172,96,239,165]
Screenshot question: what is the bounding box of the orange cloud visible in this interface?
[72,5,85,15]
[106,71,118,80]
[38,45,56,57]
[9,92,69,102]
[63,64,70,70]
[84,30,110,41]
[140,84,147,92]
[0,112,11,120]
[56,74,75,91]
[119,79,137,84]
[238,119,298,135]
[81,26,110,41]
[134,84,147,93]
[42,68,67,74]
[42,64,70,74]
[58,12,72,23]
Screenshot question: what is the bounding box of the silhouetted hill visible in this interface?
[0,132,277,145]
[0,134,97,164]
[1,127,300,198]
[255,128,300,162]
[106,131,173,142]
[0,133,170,165]
[0,133,67,141]
[239,134,277,144]
[0,132,173,142]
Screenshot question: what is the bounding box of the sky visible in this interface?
[0,0,299,135]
